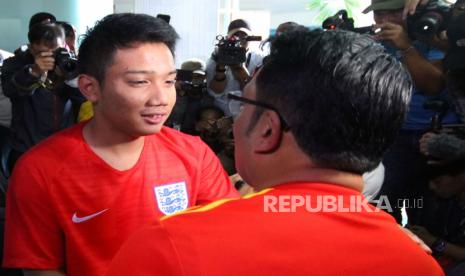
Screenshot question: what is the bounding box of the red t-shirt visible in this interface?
[107,183,444,276]
[3,123,238,275]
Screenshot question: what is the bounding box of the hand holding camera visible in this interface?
[31,50,55,78]
[229,63,249,87]
[30,47,78,80]
[374,22,413,50]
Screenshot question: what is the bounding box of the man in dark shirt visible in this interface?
[1,22,84,173]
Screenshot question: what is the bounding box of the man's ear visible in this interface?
[78,74,100,103]
[254,111,283,154]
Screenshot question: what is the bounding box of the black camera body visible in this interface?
[322,10,355,31]
[176,69,207,99]
[54,47,78,80]
[407,0,451,41]
[180,82,207,99]
[322,10,374,34]
[213,35,261,65]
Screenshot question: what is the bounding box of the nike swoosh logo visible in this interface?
[72,209,109,223]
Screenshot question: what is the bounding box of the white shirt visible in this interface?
[206,50,264,116]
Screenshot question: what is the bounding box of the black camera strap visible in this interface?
[245,52,252,68]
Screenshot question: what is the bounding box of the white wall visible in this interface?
[118,0,377,67]
[76,0,114,42]
[135,0,219,67]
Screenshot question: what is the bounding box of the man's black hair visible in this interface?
[254,28,412,174]
[78,13,179,84]
[29,12,56,29]
[27,22,65,46]
[227,19,251,32]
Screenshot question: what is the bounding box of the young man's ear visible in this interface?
[254,110,283,154]
[78,74,100,103]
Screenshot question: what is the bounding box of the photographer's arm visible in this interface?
[1,51,55,97]
[208,64,228,94]
[375,22,445,96]
[400,48,445,96]
[410,225,465,262]
[230,64,250,89]
[1,57,37,97]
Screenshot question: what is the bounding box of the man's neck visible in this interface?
[249,135,365,192]
[253,164,364,193]
[83,119,145,171]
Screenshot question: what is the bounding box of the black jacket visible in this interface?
[1,48,85,153]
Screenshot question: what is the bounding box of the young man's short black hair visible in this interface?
[28,22,65,46]
[78,13,179,85]
[254,28,412,174]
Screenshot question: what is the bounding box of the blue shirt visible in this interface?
[383,42,459,130]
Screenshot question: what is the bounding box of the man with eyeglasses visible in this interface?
[107,28,443,275]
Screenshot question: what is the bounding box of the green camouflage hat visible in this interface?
[362,0,405,14]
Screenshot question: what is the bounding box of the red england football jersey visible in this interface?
[3,122,238,275]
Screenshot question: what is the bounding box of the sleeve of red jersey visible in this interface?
[3,157,64,270]
[195,140,239,205]
[106,225,184,276]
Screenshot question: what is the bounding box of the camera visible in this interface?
[406,0,451,41]
[322,10,374,34]
[54,47,78,80]
[213,35,261,65]
[176,69,206,99]
[424,100,465,135]
[156,14,171,24]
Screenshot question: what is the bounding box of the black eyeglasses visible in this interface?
[227,93,290,131]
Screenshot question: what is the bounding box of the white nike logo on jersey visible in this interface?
[72,209,109,223]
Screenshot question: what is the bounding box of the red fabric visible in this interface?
[3,122,238,276]
[107,183,444,276]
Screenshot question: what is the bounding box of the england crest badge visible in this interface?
[154,182,189,215]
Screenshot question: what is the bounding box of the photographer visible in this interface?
[166,58,214,134]
[409,162,465,274]
[362,0,460,224]
[1,22,84,173]
[420,11,465,162]
[206,19,264,116]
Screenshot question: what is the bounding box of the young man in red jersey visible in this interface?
[3,13,238,276]
[107,27,444,275]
